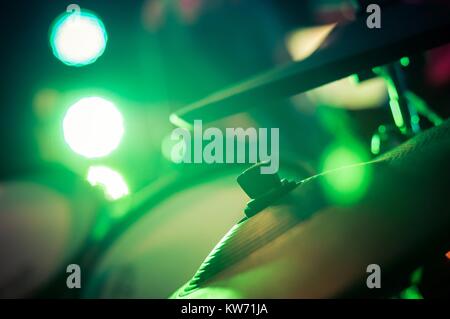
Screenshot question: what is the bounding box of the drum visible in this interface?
[0,165,102,298]
[84,162,308,298]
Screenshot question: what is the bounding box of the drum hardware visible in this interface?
[368,57,448,156]
[355,59,421,155]
[370,90,445,155]
[170,2,450,126]
[237,162,298,218]
[379,63,420,134]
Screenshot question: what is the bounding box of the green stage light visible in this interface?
[400,56,410,67]
[87,166,129,201]
[371,133,381,155]
[63,97,124,158]
[320,142,372,205]
[50,10,107,66]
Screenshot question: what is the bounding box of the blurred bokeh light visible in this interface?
[320,141,372,205]
[50,10,108,67]
[63,97,124,158]
[87,165,129,201]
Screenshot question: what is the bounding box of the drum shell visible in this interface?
[0,168,101,298]
[84,172,247,298]
[85,161,309,299]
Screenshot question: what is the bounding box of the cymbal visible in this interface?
[173,119,450,298]
[171,2,450,126]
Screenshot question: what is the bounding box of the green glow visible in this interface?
[400,286,423,299]
[372,66,382,75]
[389,99,405,128]
[411,268,423,285]
[87,166,129,201]
[63,97,124,158]
[411,114,420,125]
[400,56,410,67]
[386,79,399,100]
[91,213,113,240]
[50,10,107,66]
[371,134,381,155]
[399,268,423,299]
[405,91,443,126]
[320,143,372,205]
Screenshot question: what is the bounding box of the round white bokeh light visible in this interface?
[50,11,107,66]
[63,97,124,158]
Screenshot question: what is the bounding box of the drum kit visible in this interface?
[1,0,449,298]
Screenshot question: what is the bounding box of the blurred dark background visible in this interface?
[0,0,449,195]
